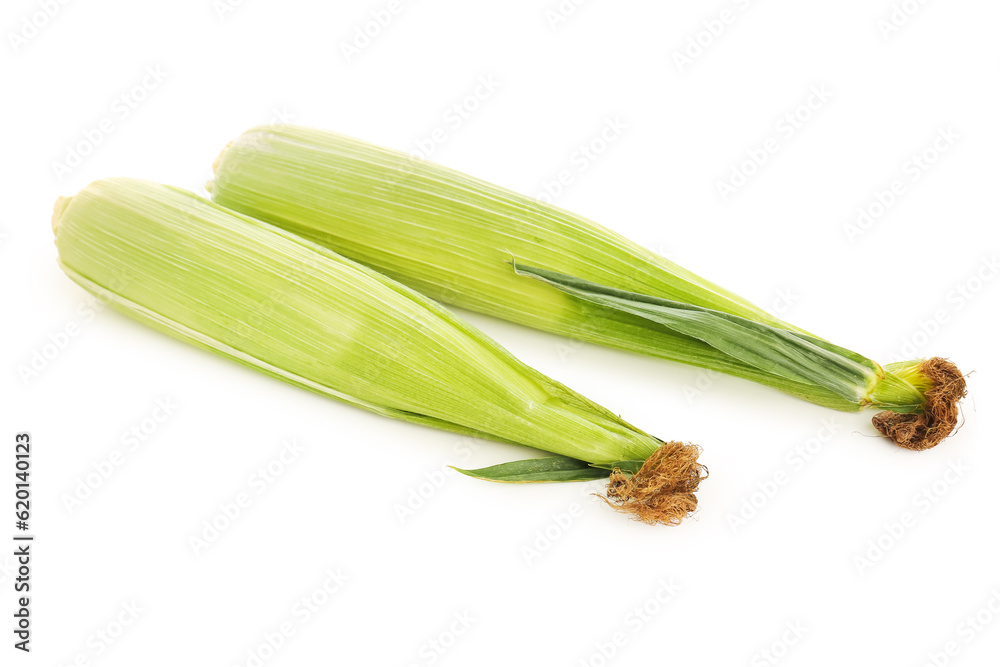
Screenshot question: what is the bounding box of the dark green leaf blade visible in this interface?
[590,460,645,475]
[513,263,878,403]
[452,456,611,483]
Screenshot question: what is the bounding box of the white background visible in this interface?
[3,0,999,665]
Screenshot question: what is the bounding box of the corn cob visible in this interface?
[52,178,706,524]
[209,125,966,450]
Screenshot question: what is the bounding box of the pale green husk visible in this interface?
[208,125,931,418]
[53,178,664,468]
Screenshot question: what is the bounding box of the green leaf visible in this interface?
[590,460,645,475]
[452,456,611,483]
[514,263,879,404]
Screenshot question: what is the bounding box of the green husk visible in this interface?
[453,456,611,483]
[52,177,706,523]
[208,124,966,450]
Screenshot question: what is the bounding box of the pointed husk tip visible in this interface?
[872,357,967,451]
[205,140,235,194]
[52,195,72,236]
[600,441,707,526]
